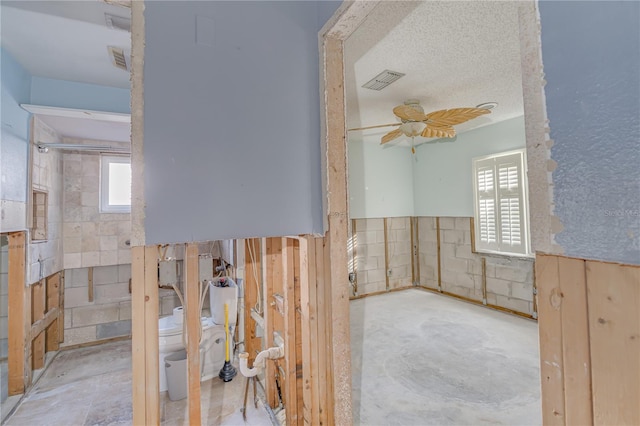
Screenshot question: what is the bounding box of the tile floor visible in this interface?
[3,340,273,426]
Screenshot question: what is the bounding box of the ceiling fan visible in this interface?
[348,99,494,154]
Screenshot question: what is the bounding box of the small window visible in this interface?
[32,190,48,241]
[472,149,531,256]
[100,155,131,213]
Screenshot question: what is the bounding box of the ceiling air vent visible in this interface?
[108,46,129,72]
[362,70,405,91]
[105,13,131,32]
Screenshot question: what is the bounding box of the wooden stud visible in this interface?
[351,219,358,296]
[283,239,298,422]
[481,257,487,305]
[87,266,94,302]
[131,246,146,426]
[244,239,262,364]
[58,270,65,344]
[586,260,639,425]
[322,233,337,424]
[414,218,421,286]
[45,272,60,352]
[30,307,58,342]
[436,217,442,292]
[306,237,320,425]
[185,243,202,426]
[31,281,45,370]
[558,257,592,426]
[535,254,565,425]
[383,218,390,291]
[469,217,476,253]
[293,240,304,425]
[315,238,329,426]
[264,237,279,408]
[144,245,160,426]
[8,231,26,396]
[410,217,415,285]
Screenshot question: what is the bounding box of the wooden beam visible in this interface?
[45,272,60,352]
[383,218,390,291]
[282,238,299,424]
[185,243,201,426]
[244,239,262,364]
[30,307,58,342]
[436,217,442,292]
[298,237,313,425]
[58,270,65,344]
[31,281,45,370]
[586,260,639,425]
[264,237,279,408]
[315,238,329,426]
[8,231,26,396]
[414,218,420,286]
[87,266,94,302]
[557,257,592,425]
[144,245,160,425]
[351,219,358,296]
[535,254,565,425]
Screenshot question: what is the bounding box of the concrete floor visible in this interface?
[351,289,541,425]
[3,340,272,426]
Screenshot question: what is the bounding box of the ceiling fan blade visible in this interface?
[421,124,456,139]
[425,107,490,126]
[348,123,402,132]
[393,105,426,121]
[381,129,403,144]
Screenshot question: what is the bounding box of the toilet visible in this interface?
[158,311,226,392]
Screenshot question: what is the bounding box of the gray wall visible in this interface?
[540,1,640,265]
[143,1,340,244]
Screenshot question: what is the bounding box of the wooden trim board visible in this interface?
[8,231,27,396]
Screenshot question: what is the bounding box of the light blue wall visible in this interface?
[30,76,130,114]
[413,117,526,217]
[143,1,340,243]
[540,1,640,265]
[1,48,31,205]
[348,138,414,218]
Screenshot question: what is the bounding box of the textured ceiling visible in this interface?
[1,1,130,89]
[345,1,524,145]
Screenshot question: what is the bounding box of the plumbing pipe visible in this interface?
[238,346,284,378]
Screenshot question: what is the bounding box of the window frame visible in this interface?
[472,148,532,258]
[100,154,132,214]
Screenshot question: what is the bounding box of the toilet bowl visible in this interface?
[158,314,226,392]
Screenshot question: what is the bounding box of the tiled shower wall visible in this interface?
[62,149,131,269]
[350,217,412,296]
[62,265,181,347]
[418,217,535,315]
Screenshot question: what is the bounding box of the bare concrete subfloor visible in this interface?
[351,289,541,425]
[3,340,272,426]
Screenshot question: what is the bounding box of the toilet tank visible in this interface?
[209,277,238,325]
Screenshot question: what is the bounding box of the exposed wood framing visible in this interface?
[45,273,60,352]
[185,243,202,425]
[436,217,442,291]
[31,281,45,370]
[8,231,27,395]
[30,307,59,342]
[244,239,262,364]
[58,270,65,344]
[535,253,639,425]
[351,219,358,296]
[88,266,94,302]
[131,245,160,425]
[264,237,281,408]
[314,238,329,426]
[383,218,390,291]
[283,238,299,424]
[410,217,415,285]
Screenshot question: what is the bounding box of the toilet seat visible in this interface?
[159,315,214,337]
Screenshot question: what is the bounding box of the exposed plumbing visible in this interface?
[238,345,284,378]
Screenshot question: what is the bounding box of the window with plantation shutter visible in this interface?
[472,149,530,256]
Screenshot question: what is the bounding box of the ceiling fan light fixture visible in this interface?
[399,121,426,137]
[476,102,498,110]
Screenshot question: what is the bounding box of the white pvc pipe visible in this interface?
[238,346,284,378]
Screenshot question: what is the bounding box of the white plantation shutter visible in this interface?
[473,150,530,256]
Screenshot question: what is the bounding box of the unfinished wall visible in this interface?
[141,1,341,244]
[539,1,640,265]
[62,152,131,269]
[351,217,412,296]
[419,216,535,316]
[0,48,30,232]
[0,236,7,360]
[27,117,64,284]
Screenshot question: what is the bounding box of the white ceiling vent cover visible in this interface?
[362,70,405,91]
[108,46,130,72]
[105,13,131,32]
